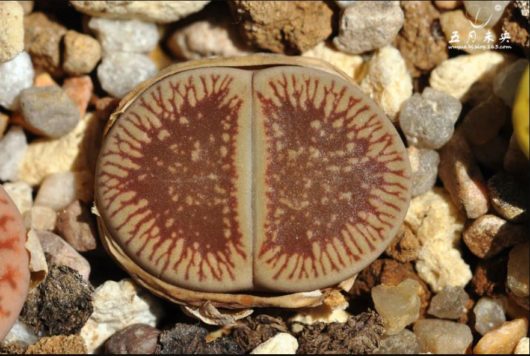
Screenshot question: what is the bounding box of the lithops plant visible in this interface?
[0,185,29,340]
[94,55,411,308]
[513,64,529,158]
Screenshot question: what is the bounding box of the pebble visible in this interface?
[167,16,250,60]
[360,46,412,122]
[464,0,510,27]
[434,0,462,10]
[19,86,80,138]
[334,1,404,54]
[250,333,298,354]
[0,51,34,110]
[407,147,440,197]
[462,95,509,145]
[230,1,333,54]
[404,188,471,292]
[471,136,509,171]
[474,318,528,354]
[35,171,93,211]
[18,113,101,186]
[428,286,470,320]
[17,0,33,15]
[385,223,420,263]
[303,42,364,81]
[35,229,91,280]
[463,214,527,258]
[2,181,32,215]
[80,279,163,353]
[371,279,421,335]
[23,206,57,231]
[430,51,514,102]
[0,112,7,137]
[493,58,529,107]
[71,0,210,23]
[413,319,473,354]
[25,335,87,354]
[440,10,495,54]
[515,337,529,355]
[504,134,529,178]
[439,130,489,219]
[474,297,506,335]
[56,200,98,252]
[105,324,160,354]
[88,17,159,54]
[488,172,528,222]
[63,30,102,75]
[23,12,66,76]
[395,1,448,77]
[0,2,24,63]
[0,126,27,181]
[399,87,461,149]
[97,52,157,98]
[2,320,38,345]
[374,329,420,354]
[507,242,529,298]
[62,75,94,117]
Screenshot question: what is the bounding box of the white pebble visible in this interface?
[0,51,34,110]
[250,333,299,354]
[473,297,506,335]
[35,171,84,211]
[3,319,38,345]
[0,126,27,181]
[2,181,32,215]
[515,337,529,355]
[88,17,160,54]
[80,279,162,353]
[97,52,157,98]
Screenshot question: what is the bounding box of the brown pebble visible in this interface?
[105,323,160,354]
[56,200,98,252]
[94,96,120,121]
[474,318,529,354]
[471,135,509,171]
[504,134,529,179]
[25,335,86,354]
[385,223,420,263]
[439,129,489,219]
[488,171,528,222]
[434,0,461,10]
[463,214,527,258]
[0,113,8,138]
[63,30,102,76]
[63,76,94,117]
[462,96,509,146]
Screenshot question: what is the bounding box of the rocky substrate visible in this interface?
[0,0,528,354]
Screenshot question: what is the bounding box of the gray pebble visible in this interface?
[0,51,34,110]
[19,86,80,138]
[407,146,440,197]
[399,87,462,149]
[0,126,27,181]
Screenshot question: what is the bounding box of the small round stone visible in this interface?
[97,52,157,98]
[428,286,470,320]
[507,242,529,298]
[474,297,506,335]
[375,329,420,354]
[19,86,80,138]
[105,323,160,354]
[0,51,34,110]
[63,30,102,75]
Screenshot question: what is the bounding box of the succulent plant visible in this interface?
[94,55,411,308]
[0,185,30,340]
[513,64,529,159]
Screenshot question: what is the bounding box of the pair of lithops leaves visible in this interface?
[94,55,412,309]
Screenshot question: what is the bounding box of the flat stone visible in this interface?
[439,129,489,219]
[35,171,93,211]
[462,95,509,146]
[23,12,66,76]
[0,2,24,63]
[463,214,527,258]
[63,30,102,75]
[474,297,506,335]
[71,0,210,23]
[0,51,34,110]
[34,229,91,280]
[488,171,529,222]
[0,126,27,181]
[474,318,528,354]
[334,1,404,54]
[374,329,420,354]
[414,319,473,354]
[19,86,80,138]
[507,242,529,298]
[56,200,97,252]
[360,46,412,122]
[23,206,57,231]
[2,181,32,215]
[97,52,157,98]
[80,279,163,353]
[399,87,461,149]
[371,279,421,335]
[88,17,159,54]
[428,286,470,320]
